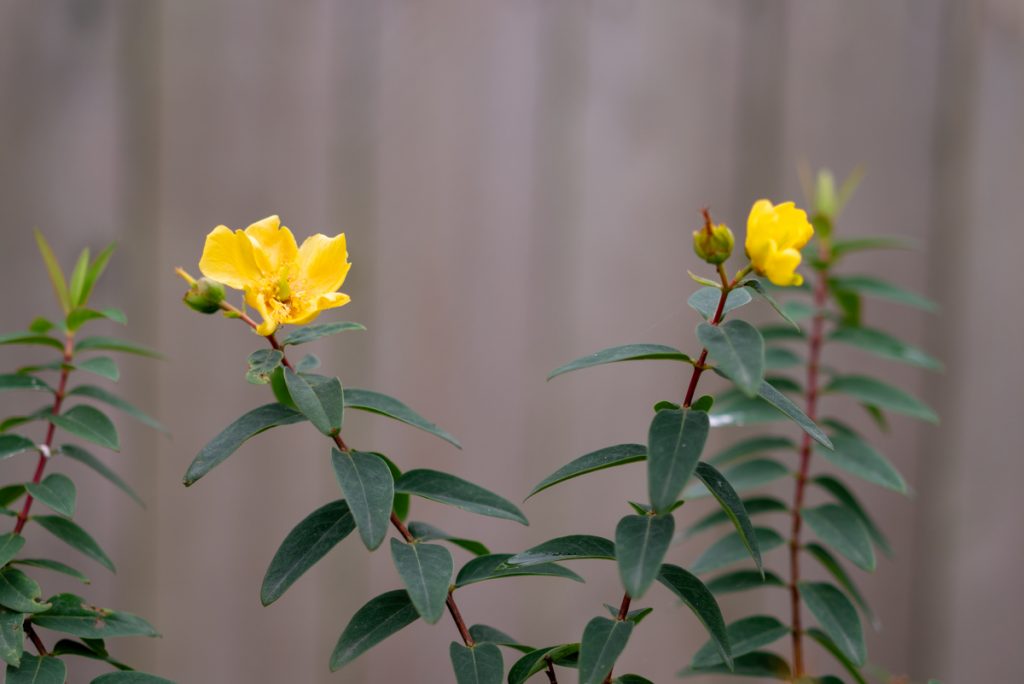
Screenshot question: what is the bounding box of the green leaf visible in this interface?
[507,535,614,567]
[406,522,489,556]
[295,353,321,372]
[11,559,89,584]
[760,325,805,342]
[615,676,654,684]
[91,673,177,684]
[33,516,115,572]
[30,593,159,638]
[330,589,419,670]
[526,444,645,500]
[805,628,868,684]
[813,475,892,556]
[547,344,692,381]
[344,388,461,448]
[683,458,789,499]
[679,651,791,679]
[75,356,120,381]
[0,534,26,566]
[749,379,832,448]
[0,374,51,393]
[705,569,785,595]
[764,347,802,371]
[0,568,50,613]
[390,539,453,624]
[74,336,161,358]
[280,321,366,346]
[48,405,119,451]
[829,326,941,370]
[455,554,582,588]
[578,616,634,684]
[34,230,71,313]
[25,474,76,517]
[0,332,64,351]
[66,308,127,332]
[781,299,815,322]
[828,275,935,311]
[450,642,504,684]
[692,527,785,574]
[68,249,91,308]
[66,384,167,433]
[183,403,305,485]
[0,608,24,667]
[285,370,343,436]
[508,644,579,684]
[682,496,787,539]
[691,395,714,412]
[691,615,790,668]
[6,653,67,684]
[48,638,129,668]
[742,279,801,329]
[261,499,355,606]
[657,564,731,668]
[245,349,283,385]
[825,375,937,423]
[799,582,865,665]
[467,624,532,653]
[0,435,37,461]
[698,320,765,397]
[395,469,526,525]
[331,450,394,551]
[689,462,764,572]
[79,242,116,307]
[615,514,674,599]
[60,444,143,507]
[0,485,26,508]
[802,505,875,572]
[805,543,876,629]
[815,430,907,493]
[688,287,752,321]
[647,409,709,513]
[830,236,913,259]
[603,605,653,625]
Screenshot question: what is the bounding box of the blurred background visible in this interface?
[1,1,1021,682]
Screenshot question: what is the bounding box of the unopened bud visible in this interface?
[183,277,226,314]
[692,223,734,265]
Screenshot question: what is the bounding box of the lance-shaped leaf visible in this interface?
[690,615,790,668]
[0,332,64,351]
[33,516,114,572]
[330,590,419,670]
[508,644,579,684]
[0,534,26,567]
[825,375,937,423]
[66,384,166,433]
[578,617,634,684]
[390,539,453,624]
[828,275,936,311]
[682,496,787,539]
[47,405,119,451]
[0,608,24,667]
[0,568,50,613]
[74,336,161,358]
[683,458,789,499]
[692,527,785,575]
[0,374,51,393]
[753,379,832,448]
[395,469,526,525]
[829,326,941,370]
[25,474,76,517]
[91,673,176,684]
[688,287,752,320]
[705,569,785,595]
[75,356,119,381]
[742,279,801,329]
[805,543,876,629]
[66,307,126,332]
[802,504,875,572]
[5,653,67,684]
[284,370,343,436]
[61,444,143,507]
[647,409,709,513]
[0,436,37,461]
[816,430,907,493]
[806,628,869,684]
[799,582,865,665]
[698,320,765,397]
[679,651,791,679]
[31,593,158,638]
[526,444,645,500]
[507,535,615,567]
[331,450,394,551]
[764,347,802,370]
[261,499,356,605]
[407,521,490,557]
[689,462,763,572]
[831,235,914,258]
[280,321,366,346]
[615,676,654,684]
[468,624,532,653]
[615,515,674,599]
[813,475,892,556]
[184,403,305,485]
[657,564,731,668]
[343,388,460,448]
[450,642,504,684]
[11,559,89,585]
[547,344,692,381]
[455,554,582,588]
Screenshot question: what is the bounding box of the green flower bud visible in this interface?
[183,277,226,314]
[692,223,735,265]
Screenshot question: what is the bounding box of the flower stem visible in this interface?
[24,621,48,656]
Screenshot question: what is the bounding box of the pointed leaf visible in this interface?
[0,436,38,461]
[12,559,89,585]
[455,554,582,588]
[603,605,653,625]
[66,385,166,432]
[547,344,691,380]
[284,370,343,436]
[742,279,801,329]
[657,564,731,668]
[683,458,789,499]
[25,474,76,517]
[805,543,876,629]
[813,475,892,556]
[826,375,937,423]
[0,568,49,613]
[692,527,785,575]
[615,515,673,599]
[331,450,394,551]
[688,287,752,321]
[390,539,453,624]
[526,444,645,500]
[647,409,709,513]
[698,320,765,397]
[815,431,907,493]
[407,521,490,556]
[829,326,941,370]
[705,569,785,595]
[828,275,936,311]
[691,615,790,668]
[798,581,865,665]
[34,230,71,313]
[66,308,126,332]
[6,653,67,684]
[0,375,51,393]
[805,628,869,684]
[47,405,119,451]
[60,444,143,507]
[74,336,161,358]
[507,535,614,567]
[91,673,176,684]
[467,624,532,653]
[68,249,91,307]
[689,462,763,572]
[78,242,115,306]
[33,516,115,572]
[679,651,791,679]
[450,642,504,684]
[75,356,120,381]
[578,617,634,684]
[682,496,787,539]
[0,534,26,566]
[395,469,526,525]
[280,321,366,346]
[0,332,64,351]
[344,388,460,448]
[508,644,579,684]
[330,590,419,670]
[750,379,832,448]
[31,593,158,638]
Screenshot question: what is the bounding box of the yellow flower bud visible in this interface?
[744,199,814,287]
[183,277,226,314]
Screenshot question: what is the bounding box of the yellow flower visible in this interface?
[744,199,814,286]
[199,215,351,335]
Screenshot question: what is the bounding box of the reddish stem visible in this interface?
[24,621,48,656]
[788,259,830,677]
[13,334,74,535]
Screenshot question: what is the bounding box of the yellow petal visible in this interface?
[198,226,262,290]
[287,292,351,327]
[296,233,351,295]
[249,292,280,336]
[244,216,299,276]
[763,247,803,286]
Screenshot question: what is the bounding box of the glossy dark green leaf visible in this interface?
[688,287,752,321]
[0,374,51,393]
[691,395,714,412]
[91,673,177,684]
[802,504,875,572]
[390,539,453,624]
[698,320,765,397]
[647,409,709,513]
[285,370,343,436]
[66,384,167,433]
[395,469,526,525]
[75,356,119,381]
[32,593,158,638]
[578,617,633,684]
[344,388,460,448]
[5,653,67,684]
[825,375,937,423]
[679,651,791,679]
[616,514,674,598]
[60,444,143,507]
[806,628,868,684]
[467,624,532,653]
[407,521,490,556]
[455,554,582,588]
[48,638,128,668]
[331,450,394,551]
[261,499,355,605]
[755,379,832,448]
[547,344,692,381]
[805,543,876,629]
[682,496,787,539]
[507,535,614,567]
[508,644,579,684]
[526,444,645,500]
[691,527,785,575]
[828,275,935,311]
[329,590,419,670]
[0,332,64,351]
[657,564,731,667]
[683,458,789,499]
[280,321,366,346]
[813,475,892,556]
[0,534,26,566]
[689,462,764,572]
[829,326,941,370]
[0,485,25,508]
[12,559,89,584]
[0,608,24,667]
[245,349,283,384]
[450,641,504,684]
[691,615,790,668]
[183,403,305,485]
[47,405,119,451]
[0,568,49,613]
[0,436,38,461]
[25,474,76,517]
[816,431,907,493]
[799,582,865,665]
[374,452,409,522]
[742,279,801,329]
[33,516,115,572]
[705,569,785,595]
[74,336,161,358]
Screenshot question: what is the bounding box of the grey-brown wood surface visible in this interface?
[1,1,1020,682]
